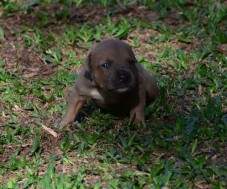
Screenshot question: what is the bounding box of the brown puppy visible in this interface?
[60,39,159,127]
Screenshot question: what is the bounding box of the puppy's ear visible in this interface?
[84,52,94,82]
[128,48,137,65]
[84,42,98,82]
[128,56,137,65]
[84,70,93,81]
[86,52,92,69]
[86,42,97,68]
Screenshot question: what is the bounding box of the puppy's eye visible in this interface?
[101,62,111,69]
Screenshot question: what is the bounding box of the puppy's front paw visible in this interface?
[129,108,145,125]
[55,117,73,130]
[58,120,67,129]
[55,119,77,132]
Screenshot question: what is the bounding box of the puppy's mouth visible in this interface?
[105,70,136,93]
[107,86,131,93]
[116,87,129,93]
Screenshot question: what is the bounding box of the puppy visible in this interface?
[60,39,159,127]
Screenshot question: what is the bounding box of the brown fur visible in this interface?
[60,39,159,127]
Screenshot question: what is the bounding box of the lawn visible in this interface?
[0,0,226,188]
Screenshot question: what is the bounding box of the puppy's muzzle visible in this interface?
[110,69,134,93]
[117,69,131,85]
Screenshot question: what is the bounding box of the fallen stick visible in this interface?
[41,124,58,138]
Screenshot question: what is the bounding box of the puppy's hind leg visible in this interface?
[130,81,146,125]
[145,76,159,105]
[59,87,86,128]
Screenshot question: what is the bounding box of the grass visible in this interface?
[0,0,227,188]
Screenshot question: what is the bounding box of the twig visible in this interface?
[42,124,58,138]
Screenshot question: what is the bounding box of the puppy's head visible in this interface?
[87,39,138,93]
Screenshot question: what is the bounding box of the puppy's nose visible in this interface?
[118,70,131,83]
